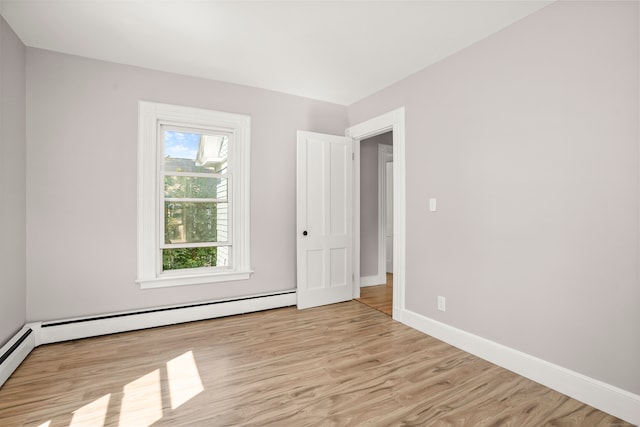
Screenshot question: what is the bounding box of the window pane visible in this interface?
[164,176,228,199]
[164,130,228,173]
[165,202,228,244]
[162,246,230,271]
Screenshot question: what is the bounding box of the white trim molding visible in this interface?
[360,275,386,287]
[347,107,406,321]
[401,308,640,426]
[378,144,393,276]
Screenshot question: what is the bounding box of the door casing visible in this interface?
[346,107,406,321]
[382,149,393,274]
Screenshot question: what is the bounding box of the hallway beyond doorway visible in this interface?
[357,273,392,316]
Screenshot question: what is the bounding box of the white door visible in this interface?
[296,131,353,309]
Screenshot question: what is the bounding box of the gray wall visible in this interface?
[348,1,640,394]
[0,16,26,347]
[25,48,347,321]
[360,132,392,278]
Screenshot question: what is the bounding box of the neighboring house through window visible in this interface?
[137,101,251,288]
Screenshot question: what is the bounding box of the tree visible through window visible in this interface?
[161,128,230,271]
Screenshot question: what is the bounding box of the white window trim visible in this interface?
[137,101,252,289]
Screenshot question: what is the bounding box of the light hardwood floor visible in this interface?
[357,273,393,316]
[0,302,631,426]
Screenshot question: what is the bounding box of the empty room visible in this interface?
[1,1,639,426]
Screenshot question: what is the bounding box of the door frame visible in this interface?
[346,107,406,321]
[379,144,393,275]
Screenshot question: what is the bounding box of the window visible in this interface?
[137,102,251,288]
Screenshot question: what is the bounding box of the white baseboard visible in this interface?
[360,274,386,287]
[0,324,37,388]
[401,309,640,426]
[39,291,296,345]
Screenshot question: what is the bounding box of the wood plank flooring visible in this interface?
[357,273,393,316]
[0,302,631,426]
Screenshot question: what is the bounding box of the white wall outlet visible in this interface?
[429,198,437,212]
[437,296,446,312]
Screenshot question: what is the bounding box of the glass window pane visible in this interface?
[163,130,228,173]
[164,176,228,199]
[165,202,229,244]
[162,246,230,271]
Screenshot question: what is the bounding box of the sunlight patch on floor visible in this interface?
[118,369,162,427]
[30,350,205,427]
[69,393,110,426]
[167,350,204,410]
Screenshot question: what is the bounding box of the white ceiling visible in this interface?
[0,0,552,105]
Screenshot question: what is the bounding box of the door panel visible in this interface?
[297,131,353,309]
[330,248,347,287]
[330,142,348,236]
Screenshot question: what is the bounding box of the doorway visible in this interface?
[356,132,393,316]
[347,107,406,322]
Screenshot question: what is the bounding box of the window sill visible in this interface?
[137,270,253,289]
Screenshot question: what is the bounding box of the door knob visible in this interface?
[303,231,308,236]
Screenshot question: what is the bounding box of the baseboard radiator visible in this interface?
[0,291,296,388]
[0,326,36,387]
